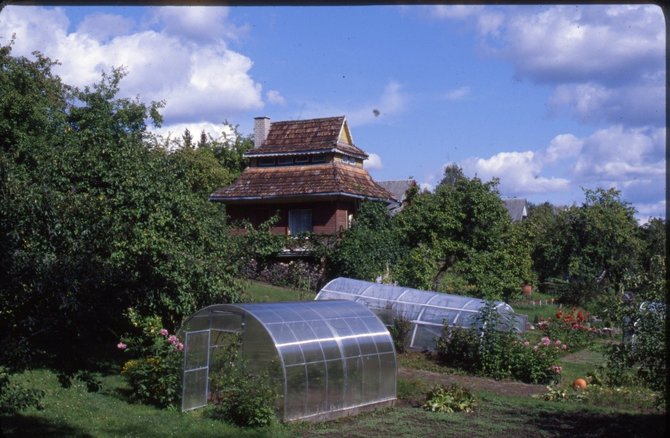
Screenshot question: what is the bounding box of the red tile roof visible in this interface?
[245,116,368,159]
[210,162,395,203]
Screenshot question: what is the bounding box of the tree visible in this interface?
[531,188,642,305]
[392,166,532,299]
[0,44,243,371]
[327,201,403,281]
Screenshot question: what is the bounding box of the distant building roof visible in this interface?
[377,180,415,203]
[210,162,394,204]
[503,198,528,222]
[245,116,368,159]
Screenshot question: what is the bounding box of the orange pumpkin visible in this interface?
[572,378,588,390]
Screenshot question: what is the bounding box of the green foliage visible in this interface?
[528,188,642,305]
[389,315,413,354]
[208,334,278,428]
[118,310,183,408]
[436,303,563,384]
[536,308,602,352]
[328,201,403,281]
[392,166,532,299]
[0,44,244,371]
[0,366,44,415]
[423,384,476,413]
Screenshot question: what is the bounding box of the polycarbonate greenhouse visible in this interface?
[316,277,527,351]
[179,300,396,421]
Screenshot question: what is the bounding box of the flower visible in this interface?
[554,340,562,346]
[523,340,530,347]
[159,328,169,337]
[167,335,179,345]
[550,364,562,374]
[175,342,184,351]
[117,342,127,350]
[541,336,551,346]
[561,344,568,350]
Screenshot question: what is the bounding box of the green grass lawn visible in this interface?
[3,294,662,438]
[243,280,311,303]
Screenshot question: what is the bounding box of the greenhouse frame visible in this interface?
[316,277,527,351]
[179,300,397,421]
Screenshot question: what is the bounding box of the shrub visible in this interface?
[436,302,564,384]
[118,309,183,408]
[423,384,476,413]
[0,367,44,415]
[389,315,413,354]
[208,337,278,427]
[536,307,600,352]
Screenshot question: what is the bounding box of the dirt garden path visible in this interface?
[398,367,547,398]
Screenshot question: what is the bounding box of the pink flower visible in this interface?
[554,340,562,346]
[550,364,562,374]
[561,344,568,350]
[168,335,179,345]
[159,328,169,337]
[533,346,539,351]
[523,340,530,347]
[541,336,551,346]
[175,342,184,351]
[117,342,127,350]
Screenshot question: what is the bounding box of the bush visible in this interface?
[435,302,564,384]
[536,307,600,352]
[0,367,44,415]
[423,384,476,413]
[118,310,183,408]
[208,338,278,427]
[389,315,412,354]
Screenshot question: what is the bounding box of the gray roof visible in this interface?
[377,180,415,203]
[503,198,528,222]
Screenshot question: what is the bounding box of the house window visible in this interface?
[258,158,276,167]
[289,209,312,235]
[277,157,293,165]
[294,156,309,165]
[311,155,326,163]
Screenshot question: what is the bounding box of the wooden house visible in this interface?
[210,116,395,235]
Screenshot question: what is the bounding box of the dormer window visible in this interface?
[258,158,276,167]
[311,155,326,163]
[294,156,309,165]
[277,157,293,166]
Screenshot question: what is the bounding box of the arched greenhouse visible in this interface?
[179,300,397,422]
[316,277,527,351]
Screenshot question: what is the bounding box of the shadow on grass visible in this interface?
[527,410,666,438]
[1,414,93,438]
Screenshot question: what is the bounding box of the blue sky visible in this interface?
[0,4,665,221]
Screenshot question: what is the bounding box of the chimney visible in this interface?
[254,116,270,148]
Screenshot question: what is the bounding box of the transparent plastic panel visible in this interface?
[284,365,307,420]
[278,343,304,367]
[182,368,208,411]
[241,318,277,367]
[344,356,363,407]
[361,354,381,402]
[209,312,242,331]
[306,362,328,415]
[326,359,344,411]
[184,314,210,332]
[411,324,441,350]
[378,352,397,399]
[184,331,209,370]
[301,339,325,364]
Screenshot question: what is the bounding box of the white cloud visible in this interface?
[457,125,665,216]
[347,81,407,126]
[364,153,383,171]
[148,6,248,44]
[431,5,484,20]
[266,90,286,106]
[444,86,470,101]
[0,6,263,125]
[461,151,570,195]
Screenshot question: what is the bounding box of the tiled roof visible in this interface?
[502,198,528,222]
[210,162,395,202]
[245,116,368,159]
[377,180,416,203]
